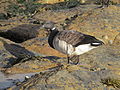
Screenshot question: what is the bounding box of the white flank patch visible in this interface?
[74,44,97,55]
[92,43,101,45]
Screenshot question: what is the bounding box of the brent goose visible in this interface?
[43,21,104,64]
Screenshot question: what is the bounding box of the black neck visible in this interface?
[48,29,59,48]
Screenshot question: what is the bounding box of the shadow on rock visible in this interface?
[43,56,64,62]
[0,38,35,67]
[0,24,41,43]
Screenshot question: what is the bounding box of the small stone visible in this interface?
[80,0,86,4]
[108,40,113,45]
[25,76,30,80]
[97,68,101,71]
[102,35,108,40]
[113,33,120,45]
[103,84,107,87]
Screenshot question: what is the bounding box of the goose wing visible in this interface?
[56,30,103,47]
[56,30,85,47]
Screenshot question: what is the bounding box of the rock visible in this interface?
[0,13,8,20]
[102,35,109,40]
[9,69,119,90]
[0,37,35,68]
[36,0,120,4]
[37,0,64,4]
[113,33,120,45]
[4,56,59,74]
[111,0,120,4]
[80,0,86,4]
[0,24,41,43]
[25,76,30,80]
[8,45,120,89]
[67,5,120,45]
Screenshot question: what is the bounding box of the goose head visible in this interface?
[42,21,56,31]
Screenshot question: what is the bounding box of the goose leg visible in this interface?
[67,55,70,64]
[73,55,79,65]
[66,45,70,64]
[69,55,79,65]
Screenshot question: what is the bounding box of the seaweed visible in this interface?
[6,0,42,17]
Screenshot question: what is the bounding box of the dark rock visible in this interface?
[0,24,41,43]
[0,13,8,20]
[0,37,35,68]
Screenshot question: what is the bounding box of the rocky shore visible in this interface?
[0,0,120,89]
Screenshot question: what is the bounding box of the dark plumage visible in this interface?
[48,28,59,49]
[43,21,104,64]
[56,30,103,47]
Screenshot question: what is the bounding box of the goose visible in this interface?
[43,21,104,64]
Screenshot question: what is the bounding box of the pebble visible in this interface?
[102,35,108,40]
[108,40,113,45]
[25,76,30,80]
